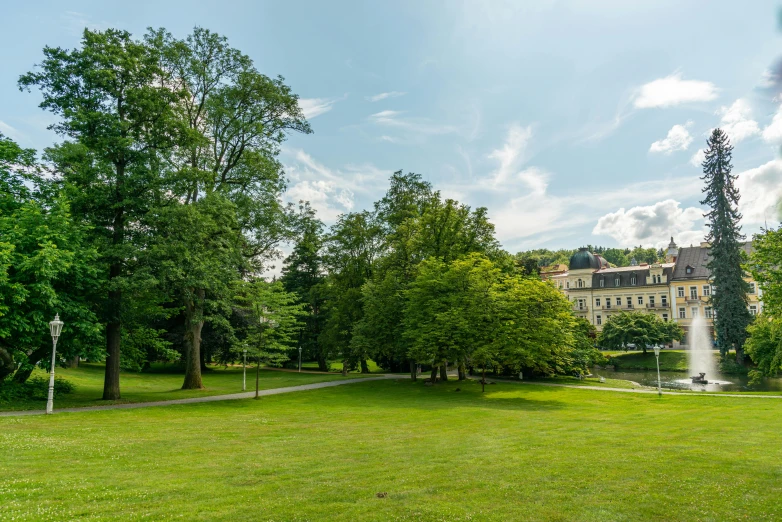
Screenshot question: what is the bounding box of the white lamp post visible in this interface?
[298,346,302,372]
[653,345,662,397]
[46,314,64,414]
[242,347,247,392]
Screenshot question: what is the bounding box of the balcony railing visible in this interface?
[646,302,670,309]
[573,305,588,312]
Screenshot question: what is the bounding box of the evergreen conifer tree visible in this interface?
[700,128,752,363]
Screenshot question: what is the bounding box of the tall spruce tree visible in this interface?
[700,128,752,363]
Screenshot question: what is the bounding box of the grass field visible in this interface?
[1,363,371,412]
[2,378,781,521]
[607,350,690,371]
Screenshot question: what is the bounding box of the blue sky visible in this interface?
[2,1,782,254]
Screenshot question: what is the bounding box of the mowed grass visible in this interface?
[2,363,371,412]
[608,350,690,371]
[2,379,781,521]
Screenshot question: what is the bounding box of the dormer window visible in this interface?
[614,276,620,287]
[630,274,637,285]
[600,278,605,288]
[685,265,694,275]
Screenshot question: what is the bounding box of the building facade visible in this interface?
[544,238,761,346]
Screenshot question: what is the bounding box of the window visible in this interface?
[577,278,583,288]
[649,296,655,307]
[630,274,637,285]
[677,287,685,298]
[691,307,699,318]
[615,276,620,287]
[662,313,669,322]
[749,282,756,294]
[606,299,611,309]
[749,305,758,316]
[596,315,602,325]
[702,285,711,297]
[637,296,644,305]
[600,278,605,288]
[626,297,632,308]
[577,299,586,310]
[595,298,601,307]
[616,297,621,306]
[705,307,713,319]
[661,295,667,306]
[686,266,693,275]
[689,287,698,299]
[566,281,570,289]
[679,307,686,319]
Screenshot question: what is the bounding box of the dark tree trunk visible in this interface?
[182,289,205,390]
[317,353,328,372]
[736,346,745,365]
[12,346,48,384]
[69,355,79,368]
[409,360,417,381]
[342,360,348,376]
[430,365,438,382]
[439,364,448,382]
[482,367,486,392]
[360,359,369,373]
[458,362,466,381]
[103,163,125,401]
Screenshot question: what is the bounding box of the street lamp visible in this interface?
[46,314,64,414]
[242,346,247,392]
[653,345,662,397]
[298,345,302,373]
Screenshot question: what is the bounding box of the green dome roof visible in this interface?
[569,248,602,270]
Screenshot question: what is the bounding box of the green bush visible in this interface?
[719,358,749,375]
[0,376,75,403]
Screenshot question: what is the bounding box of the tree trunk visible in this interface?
[182,289,205,389]
[317,353,328,372]
[342,360,348,376]
[439,364,448,382]
[360,359,370,373]
[409,360,417,381]
[482,367,486,393]
[430,365,438,382]
[12,346,49,384]
[458,362,466,381]
[103,280,122,400]
[735,345,745,365]
[68,355,80,368]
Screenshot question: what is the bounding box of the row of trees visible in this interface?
[516,245,665,271]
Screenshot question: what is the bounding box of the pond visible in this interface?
[590,368,782,392]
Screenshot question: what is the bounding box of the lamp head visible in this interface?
[49,314,64,341]
[653,345,661,356]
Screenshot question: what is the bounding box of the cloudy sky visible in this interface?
[2,1,782,253]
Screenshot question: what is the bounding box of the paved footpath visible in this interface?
[509,379,782,398]
[0,375,400,418]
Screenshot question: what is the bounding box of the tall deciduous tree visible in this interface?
[20,29,189,399]
[746,227,782,378]
[147,27,310,389]
[700,128,752,363]
[597,311,683,354]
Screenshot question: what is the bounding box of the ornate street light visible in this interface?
[46,314,64,414]
[653,345,662,397]
[298,345,302,373]
[242,346,248,392]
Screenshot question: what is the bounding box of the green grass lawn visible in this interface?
[1,363,371,412]
[533,375,641,389]
[2,379,781,521]
[301,359,385,373]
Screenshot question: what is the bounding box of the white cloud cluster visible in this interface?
[736,159,782,225]
[299,97,341,119]
[487,124,534,185]
[649,122,693,154]
[716,99,759,143]
[634,73,718,109]
[689,148,705,167]
[367,91,406,102]
[368,110,457,142]
[593,199,705,248]
[283,149,388,223]
[762,105,782,144]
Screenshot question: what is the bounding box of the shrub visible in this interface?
[0,376,75,403]
[719,358,749,375]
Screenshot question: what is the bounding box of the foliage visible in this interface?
[748,226,782,316]
[700,128,752,362]
[0,376,74,404]
[745,316,782,380]
[598,311,683,354]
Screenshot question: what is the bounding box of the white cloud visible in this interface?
[736,159,782,225]
[0,121,20,140]
[299,97,341,119]
[593,199,705,248]
[634,73,718,109]
[62,11,111,36]
[716,99,759,143]
[649,122,693,154]
[762,105,782,144]
[487,124,534,185]
[367,91,406,102]
[689,148,705,167]
[283,149,388,223]
[368,110,458,141]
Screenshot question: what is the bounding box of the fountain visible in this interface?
[687,315,720,385]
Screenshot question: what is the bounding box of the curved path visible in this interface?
[513,379,782,398]
[0,375,399,418]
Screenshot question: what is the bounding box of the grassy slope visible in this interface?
[1,363,370,412]
[2,379,781,521]
[607,350,690,371]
